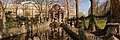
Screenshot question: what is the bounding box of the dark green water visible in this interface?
[0,28,73,40]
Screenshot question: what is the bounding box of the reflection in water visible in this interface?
[0,27,73,40]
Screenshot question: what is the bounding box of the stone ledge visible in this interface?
[106,23,119,25]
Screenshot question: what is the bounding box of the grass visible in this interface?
[85,19,107,29]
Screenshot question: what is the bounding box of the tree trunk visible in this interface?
[66,0,69,18]
[83,17,87,30]
[15,7,18,16]
[75,0,79,28]
[40,0,43,22]
[88,0,96,32]
[104,0,120,34]
[45,0,48,21]
[109,0,120,23]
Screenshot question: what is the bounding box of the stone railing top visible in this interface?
[106,23,119,26]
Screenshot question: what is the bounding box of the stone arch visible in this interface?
[50,3,62,8]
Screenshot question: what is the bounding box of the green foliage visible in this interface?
[5,11,14,22]
[95,19,107,29]
[85,19,106,29]
[24,11,31,16]
[66,17,76,21]
[66,11,109,29]
[5,11,12,15]
[85,20,89,28]
[5,15,41,28]
[6,22,17,28]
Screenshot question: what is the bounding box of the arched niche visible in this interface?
[48,4,64,23]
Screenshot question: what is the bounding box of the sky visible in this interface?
[79,0,106,16]
[79,0,91,16]
[4,0,106,16]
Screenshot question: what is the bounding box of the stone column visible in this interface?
[59,13,61,23]
[48,13,51,22]
[61,29,65,40]
[53,12,55,22]
[57,28,60,39]
[62,13,64,23]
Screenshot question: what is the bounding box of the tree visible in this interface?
[109,0,120,23]
[75,0,79,27]
[66,0,70,18]
[21,3,28,16]
[70,0,76,7]
[33,0,44,23]
[14,3,19,16]
[88,0,110,15]
[0,0,3,29]
[97,0,110,15]
[98,0,120,28]
[60,0,66,7]
[11,0,19,16]
[103,0,120,35]
[88,0,98,32]
[45,0,48,21]
[0,0,9,28]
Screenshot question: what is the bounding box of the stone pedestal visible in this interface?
[72,22,74,27]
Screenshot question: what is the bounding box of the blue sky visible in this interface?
[79,0,106,16]
[79,0,91,16]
